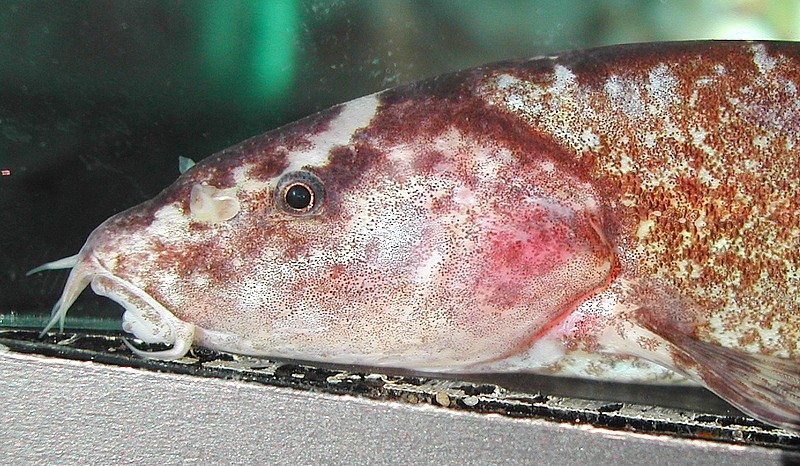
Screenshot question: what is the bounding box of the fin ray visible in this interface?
[679,336,800,428]
[38,260,92,336]
[26,253,81,276]
[178,156,196,175]
[637,313,800,430]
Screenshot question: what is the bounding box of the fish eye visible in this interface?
[275,171,324,215]
[285,184,312,209]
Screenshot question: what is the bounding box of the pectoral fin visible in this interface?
[636,312,800,430]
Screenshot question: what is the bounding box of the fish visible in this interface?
[29,40,800,430]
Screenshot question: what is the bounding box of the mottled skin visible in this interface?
[481,42,800,358]
[35,41,800,429]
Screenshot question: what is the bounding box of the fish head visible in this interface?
[44,84,617,370]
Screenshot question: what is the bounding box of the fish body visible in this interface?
[34,41,800,429]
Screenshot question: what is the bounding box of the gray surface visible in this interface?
[1,349,796,465]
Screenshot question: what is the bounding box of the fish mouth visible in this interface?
[30,249,195,360]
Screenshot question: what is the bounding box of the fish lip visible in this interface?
[89,266,196,360]
[39,249,195,360]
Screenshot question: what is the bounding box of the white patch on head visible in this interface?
[550,64,577,94]
[646,64,680,111]
[414,250,443,284]
[752,134,770,149]
[452,186,476,206]
[232,95,382,194]
[689,127,717,158]
[282,94,381,175]
[752,43,776,74]
[618,152,636,175]
[579,129,601,151]
[146,203,190,239]
[228,96,380,192]
[604,75,645,119]
[233,164,270,192]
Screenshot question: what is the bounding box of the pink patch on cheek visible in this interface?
[466,205,606,320]
[483,214,576,280]
[491,228,566,275]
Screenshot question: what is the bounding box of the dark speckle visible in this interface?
[598,402,624,413]
[189,347,235,364]
[274,363,339,383]
[458,384,497,395]
[399,376,426,386]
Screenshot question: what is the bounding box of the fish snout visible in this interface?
[32,217,196,359]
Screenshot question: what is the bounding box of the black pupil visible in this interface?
[285,184,312,210]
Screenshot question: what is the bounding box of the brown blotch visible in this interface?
[411,149,449,176]
[370,75,591,181]
[313,143,388,213]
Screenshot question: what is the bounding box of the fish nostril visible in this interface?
[189,183,240,223]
